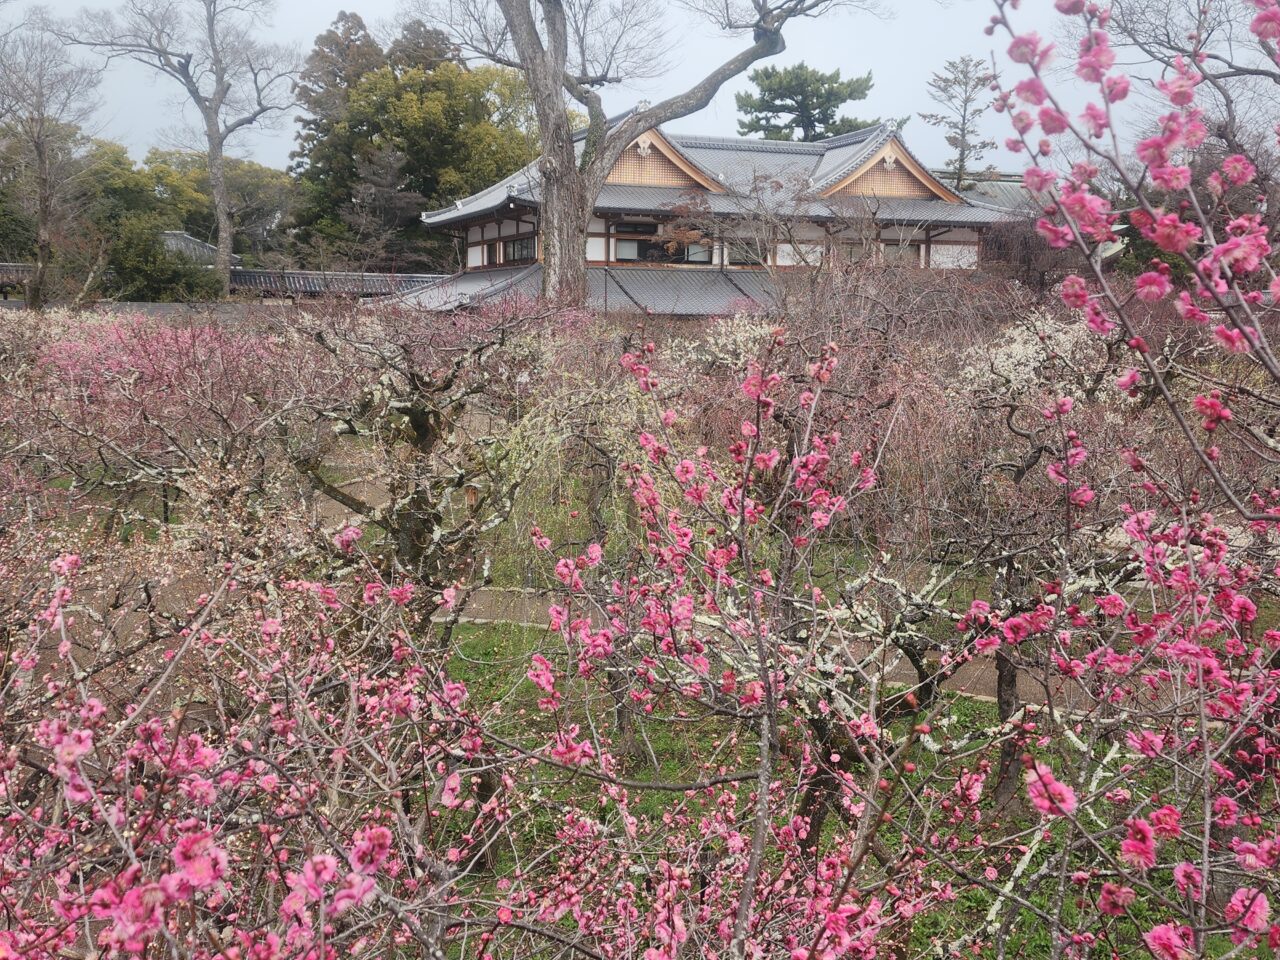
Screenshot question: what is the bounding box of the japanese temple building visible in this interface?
[403,121,1017,315]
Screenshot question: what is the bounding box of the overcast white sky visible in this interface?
[29,0,1065,172]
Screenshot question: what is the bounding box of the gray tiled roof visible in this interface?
[591,185,782,217]
[423,165,542,225]
[843,197,1014,226]
[388,264,775,317]
[422,123,1007,230]
[0,262,444,299]
[600,266,767,315]
[162,232,244,266]
[669,125,890,194]
[422,122,1008,231]
[385,265,542,310]
[955,177,1043,215]
[810,127,892,188]
[592,184,1008,227]
[230,269,445,297]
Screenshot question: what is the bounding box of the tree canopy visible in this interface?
[289,15,536,271]
[145,151,294,263]
[919,55,997,188]
[736,63,876,141]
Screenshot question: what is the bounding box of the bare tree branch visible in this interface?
[58,0,298,293]
[408,0,887,302]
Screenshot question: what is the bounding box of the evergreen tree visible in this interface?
[106,212,225,302]
[330,62,536,271]
[290,15,534,271]
[387,19,457,73]
[290,12,388,235]
[735,63,875,142]
[919,55,998,189]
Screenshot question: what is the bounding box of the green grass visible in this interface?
[481,476,600,589]
[449,620,546,707]
[446,621,744,798]
[438,617,1277,957]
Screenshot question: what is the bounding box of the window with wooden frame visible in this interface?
[611,222,714,264]
[502,236,536,264]
[614,221,660,236]
[683,243,712,263]
[725,237,768,266]
[881,242,920,264]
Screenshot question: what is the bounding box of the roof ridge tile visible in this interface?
[668,135,826,153]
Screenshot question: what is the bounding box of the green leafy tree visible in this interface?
[345,62,535,202]
[355,62,536,269]
[294,58,535,271]
[105,211,224,301]
[58,139,161,300]
[735,63,875,142]
[919,55,998,189]
[290,12,389,237]
[290,15,532,271]
[0,129,237,303]
[144,151,295,262]
[73,143,227,303]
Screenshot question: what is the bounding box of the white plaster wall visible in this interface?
[466,246,484,268]
[586,237,607,261]
[931,244,979,269]
[777,242,825,266]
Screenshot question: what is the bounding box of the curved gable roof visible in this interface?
[421,120,985,229]
[820,136,963,203]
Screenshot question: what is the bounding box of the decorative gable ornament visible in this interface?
[605,129,726,192]
[819,136,962,203]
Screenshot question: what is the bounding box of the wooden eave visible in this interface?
[435,198,541,235]
[820,138,964,203]
[630,130,727,194]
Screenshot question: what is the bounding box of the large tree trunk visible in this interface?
[30,141,52,310]
[538,145,593,305]
[991,648,1022,811]
[205,131,233,298]
[493,0,792,306]
[30,237,51,311]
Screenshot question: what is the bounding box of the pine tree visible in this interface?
[919,55,998,189]
[290,13,388,234]
[387,19,458,73]
[735,63,875,142]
